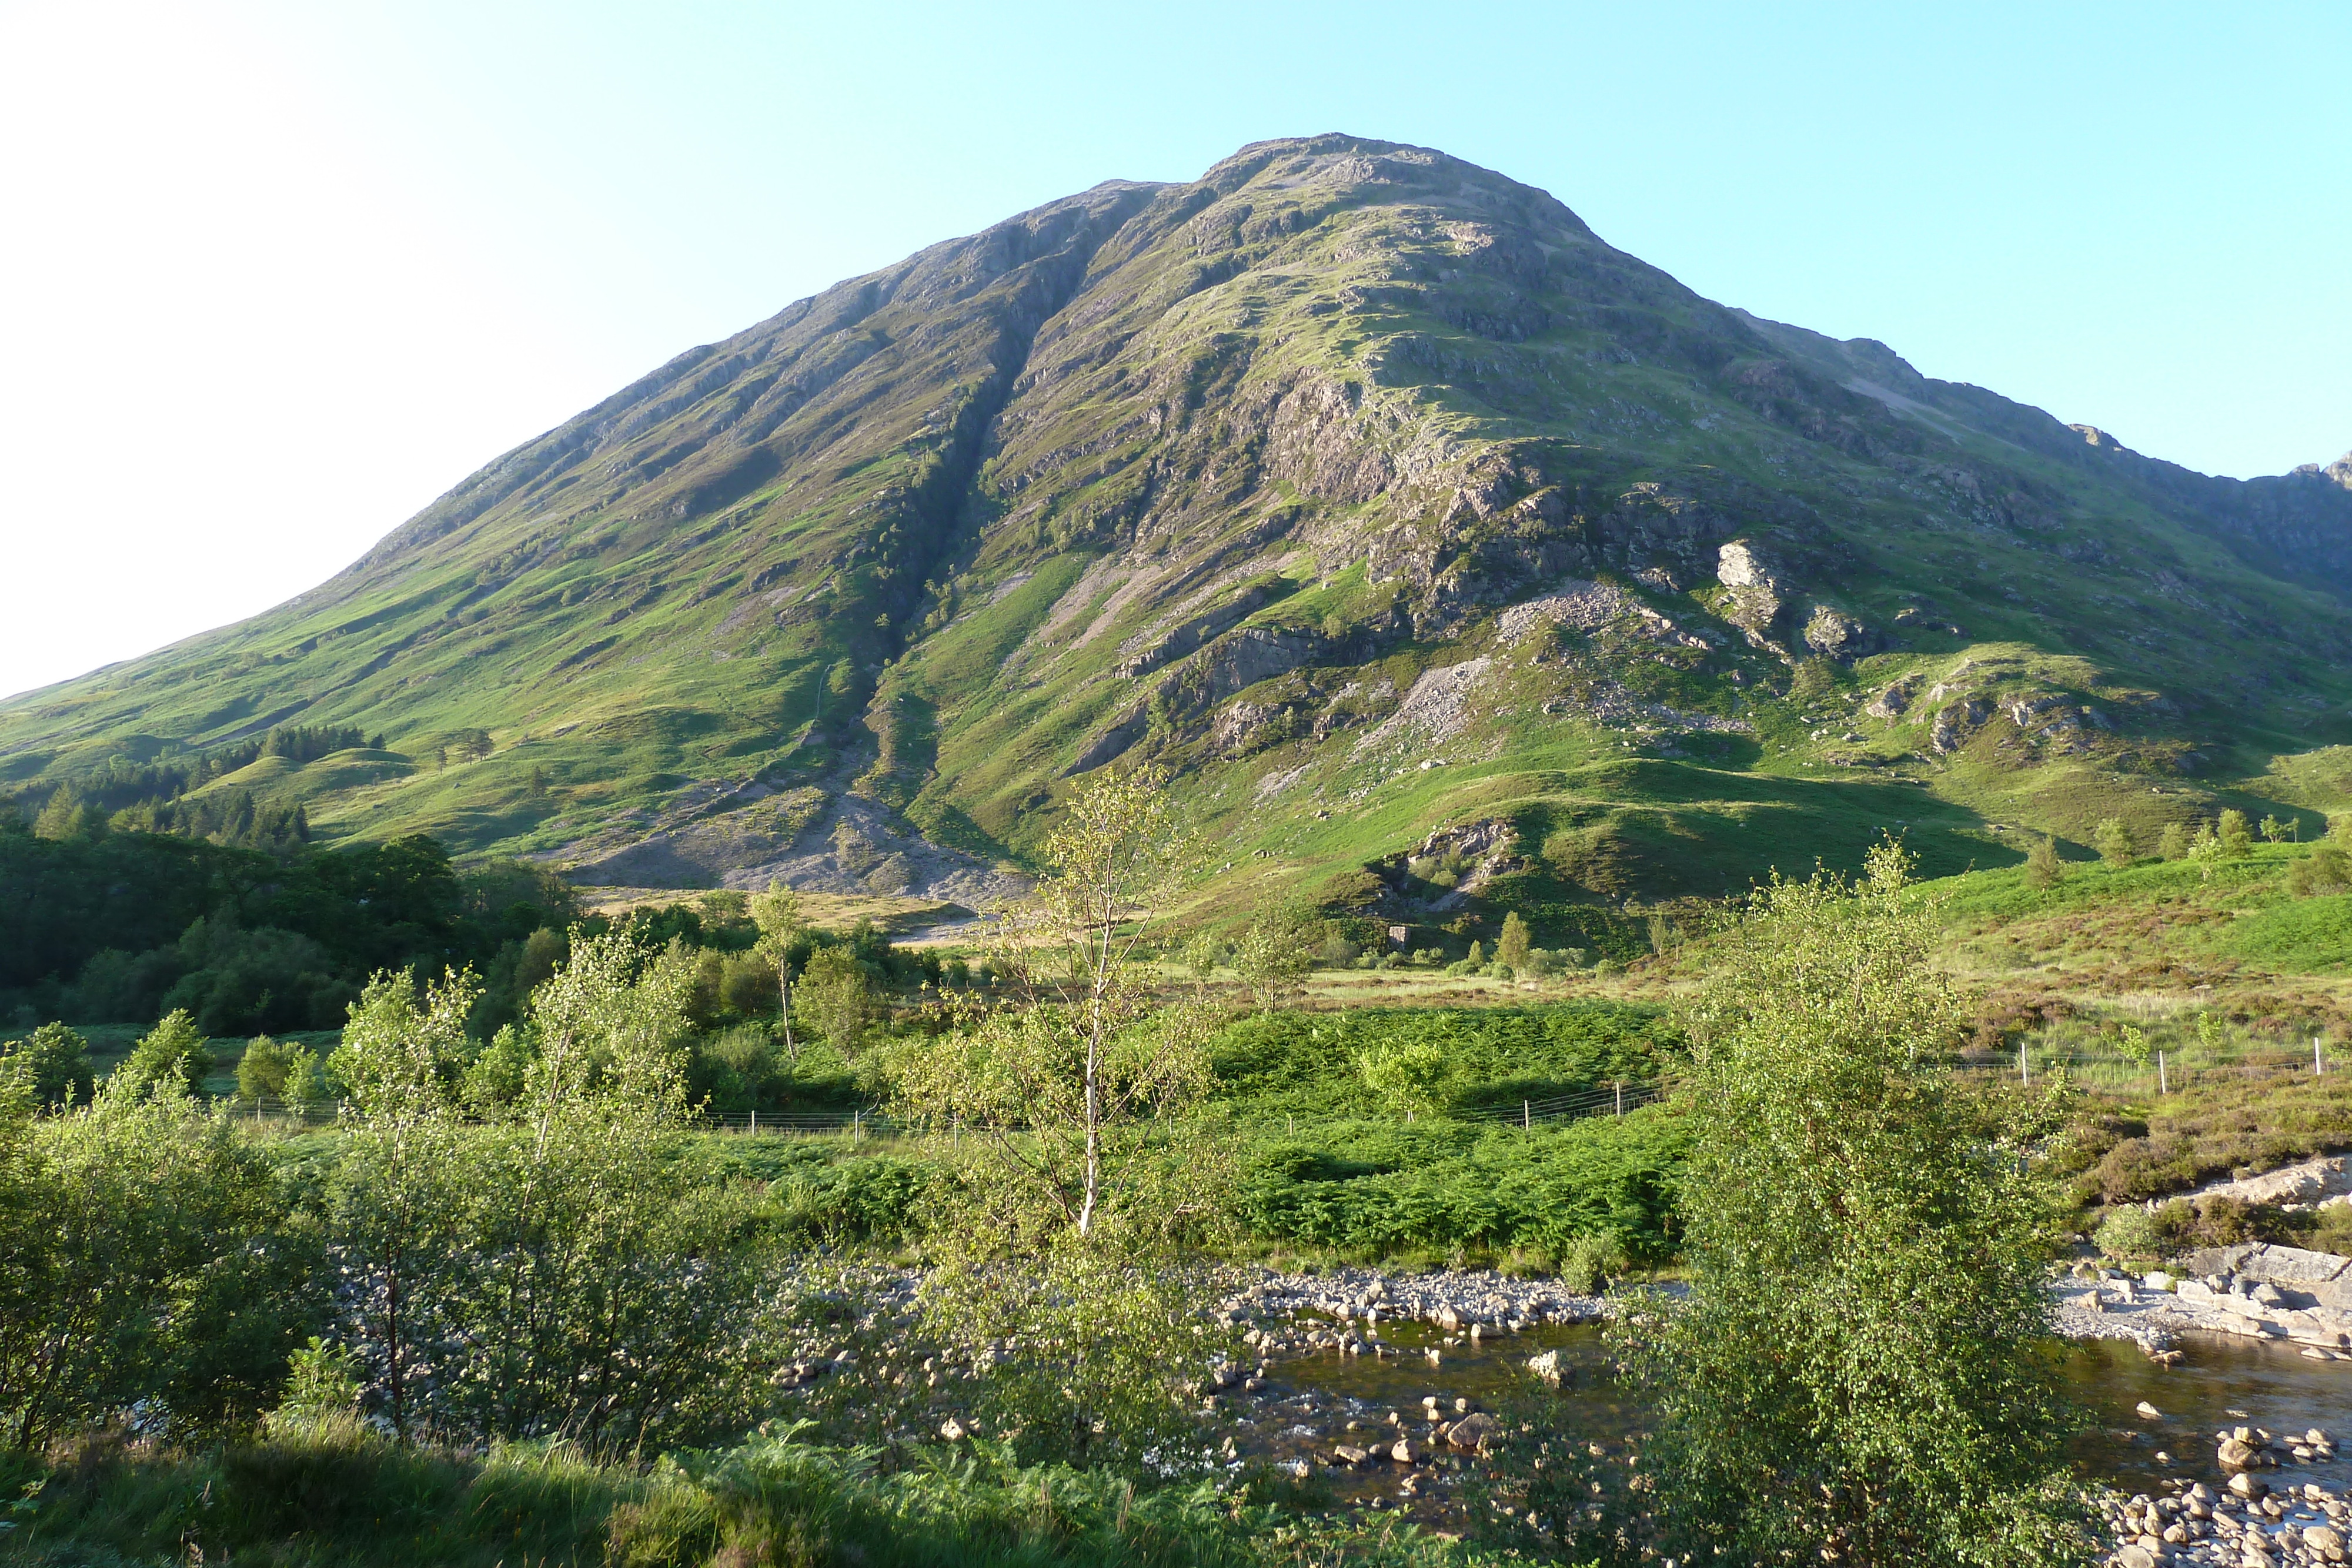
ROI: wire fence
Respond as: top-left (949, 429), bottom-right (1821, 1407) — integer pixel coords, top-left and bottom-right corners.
top-left (1453, 1078), bottom-right (1668, 1127)
top-left (1958, 1038), bottom-right (2338, 1096)
top-left (199, 1096), bottom-right (895, 1137)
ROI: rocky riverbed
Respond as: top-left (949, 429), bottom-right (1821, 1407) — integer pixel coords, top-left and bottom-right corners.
top-left (2057, 1245), bottom-right (2352, 1361)
top-left (770, 1257), bottom-right (2352, 1554)
top-left (2100, 1423), bottom-right (2347, 1567)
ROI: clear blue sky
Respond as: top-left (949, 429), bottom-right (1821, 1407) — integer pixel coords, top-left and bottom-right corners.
top-left (2, 1), bottom-right (2346, 700)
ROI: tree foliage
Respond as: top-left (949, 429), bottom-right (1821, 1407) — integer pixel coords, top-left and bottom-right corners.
top-left (1234, 898), bottom-right (1315, 1012)
top-left (896, 765), bottom-right (1230, 1467)
top-left (1618, 840), bottom-right (2088, 1566)
top-left (0, 1021), bottom-right (94, 1107)
top-left (325, 940), bottom-right (761, 1450)
top-left (0, 1072), bottom-right (313, 1448)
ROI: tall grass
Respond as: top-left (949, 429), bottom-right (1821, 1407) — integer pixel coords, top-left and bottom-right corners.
top-left (4, 1426), bottom-right (1496, 1567)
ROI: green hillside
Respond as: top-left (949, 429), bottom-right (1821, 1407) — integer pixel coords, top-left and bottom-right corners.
top-left (5, 134), bottom-right (2350, 949)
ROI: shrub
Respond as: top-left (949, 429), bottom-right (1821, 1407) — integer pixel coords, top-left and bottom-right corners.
top-left (1558, 1231), bottom-right (1629, 1294)
top-left (235, 1034), bottom-right (292, 1101)
top-left (2093, 818), bottom-right (2134, 866)
top-left (2218, 808), bottom-right (2254, 858)
top-left (119, 1009), bottom-right (214, 1092)
top-left (2093, 1205), bottom-right (2163, 1261)
top-left (2287, 845), bottom-right (2352, 898)
top-left (0, 1021), bottom-right (94, 1107)
top-left (2159, 823), bottom-right (2190, 861)
top-left (2024, 835), bottom-right (2063, 889)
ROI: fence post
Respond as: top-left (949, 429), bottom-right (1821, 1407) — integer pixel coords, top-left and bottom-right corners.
top-left (1614, 1081), bottom-right (1623, 1117)
top-left (1523, 1099), bottom-right (1531, 1132)
top-left (853, 1109), bottom-right (862, 1142)
top-left (2158, 1050), bottom-right (2167, 1096)
top-left (2019, 1044), bottom-right (2029, 1086)
top-left (750, 1108), bottom-right (757, 1136)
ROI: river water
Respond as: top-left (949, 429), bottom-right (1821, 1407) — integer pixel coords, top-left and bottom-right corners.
top-left (1228, 1314), bottom-right (2352, 1510)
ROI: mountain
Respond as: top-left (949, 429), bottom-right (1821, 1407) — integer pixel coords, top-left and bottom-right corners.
top-left (7, 135), bottom-right (2350, 947)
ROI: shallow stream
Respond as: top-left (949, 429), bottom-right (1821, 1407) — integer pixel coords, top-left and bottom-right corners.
top-left (1227, 1315), bottom-right (2352, 1516)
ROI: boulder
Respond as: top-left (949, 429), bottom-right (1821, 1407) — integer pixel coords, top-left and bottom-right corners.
top-left (1863, 676), bottom-right (1920, 719)
top-left (1802, 604), bottom-right (1877, 659)
top-left (1390, 1438), bottom-right (1418, 1464)
top-left (1332, 1443), bottom-right (1369, 1466)
top-left (1525, 1349), bottom-right (1562, 1383)
top-left (1447, 1412), bottom-right (1502, 1451)
top-left (939, 1417), bottom-right (967, 1442)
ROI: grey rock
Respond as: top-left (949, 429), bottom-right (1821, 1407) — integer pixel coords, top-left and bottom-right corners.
top-left (1801, 604), bottom-right (1877, 659)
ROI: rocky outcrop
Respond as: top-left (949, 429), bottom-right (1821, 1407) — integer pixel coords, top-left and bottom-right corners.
top-left (1801, 604), bottom-right (1877, 659)
top-left (2179, 1156), bottom-right (2352, 1211)
top-left (1715, 537), bottom-right (1795, 650)
top-left (1865, 674), bottom-right (1922, 718)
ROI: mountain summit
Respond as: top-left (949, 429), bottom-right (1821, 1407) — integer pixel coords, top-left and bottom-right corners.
top-left (8, 135), bottom-right (2350, 938)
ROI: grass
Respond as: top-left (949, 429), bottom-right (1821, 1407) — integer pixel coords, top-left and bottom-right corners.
top-left (2, 1423), bottom-right (1502, 1568)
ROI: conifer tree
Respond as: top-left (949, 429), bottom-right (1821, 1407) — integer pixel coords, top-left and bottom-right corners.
top-left (1498, 910), bottom-right (1533, 969)
top-left (2024, 834), bottom-right (2063, 888)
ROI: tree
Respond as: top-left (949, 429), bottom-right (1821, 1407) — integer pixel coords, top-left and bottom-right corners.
top-left (2218, 808), bottom-right (2254, 858)
top-left (0, 1069), bottom-right (310, 1449)
top-left (2260, 814), bottom-right (2294, 844)
top-left (281, 1043), bottom-right (328, 1112)
top-left (1358, 1037), bottom-right (1448, 1119)
top-left (2024, 833), bottom-right (2063, 888)
top-left (1644, 908), bottom-right (1674, 959)
top-left (1235, 898), bottom-right (1315, 1010)
top-left (1180, 929), bottom-right (1228, 980)
top-left (1497, 910), bottom-right (1533, 970)
top-left (32, 788), bottom-right (93, 841)
top-left (0, 1022), bottom-right (95, 1108)
top-left (750, 881), bottom-right (806, 1062)
top-left (236, 1035), bottom-right (293, 1101)
top-left (793, 947), bottom-right (875, 1056)
top-left (323, 941), bottom-right (753, 1450)
top-left (2093, 817), bottom-right (2134, 866)
top-left (894, 765), bottom-right (1228, 1466)
top-left (435, 931), bottom-right (747, 1450)
top-left (2157, 822), bottom-right (2190, 861)
top-left (121, 1009), bottom-right (215, 1093)
top-left (325, 966), bottom-right (477, 1440)
top-left (1618, 840), bottom-right (2087, 1566)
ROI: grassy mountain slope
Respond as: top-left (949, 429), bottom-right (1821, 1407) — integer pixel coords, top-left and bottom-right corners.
top-left (5, 135), bottom-right (2350, 950)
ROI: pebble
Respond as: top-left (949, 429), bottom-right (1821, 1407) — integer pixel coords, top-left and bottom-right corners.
top-left (2099, 1449), bottom-right (2351, 1566)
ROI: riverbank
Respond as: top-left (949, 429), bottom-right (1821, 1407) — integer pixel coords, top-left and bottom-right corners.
top-left (2056, 1245), bottom-right (2352, 1362)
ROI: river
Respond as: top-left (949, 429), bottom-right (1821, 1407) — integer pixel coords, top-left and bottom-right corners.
top-left (1223, 1312), bottom-right (2352, 1516)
